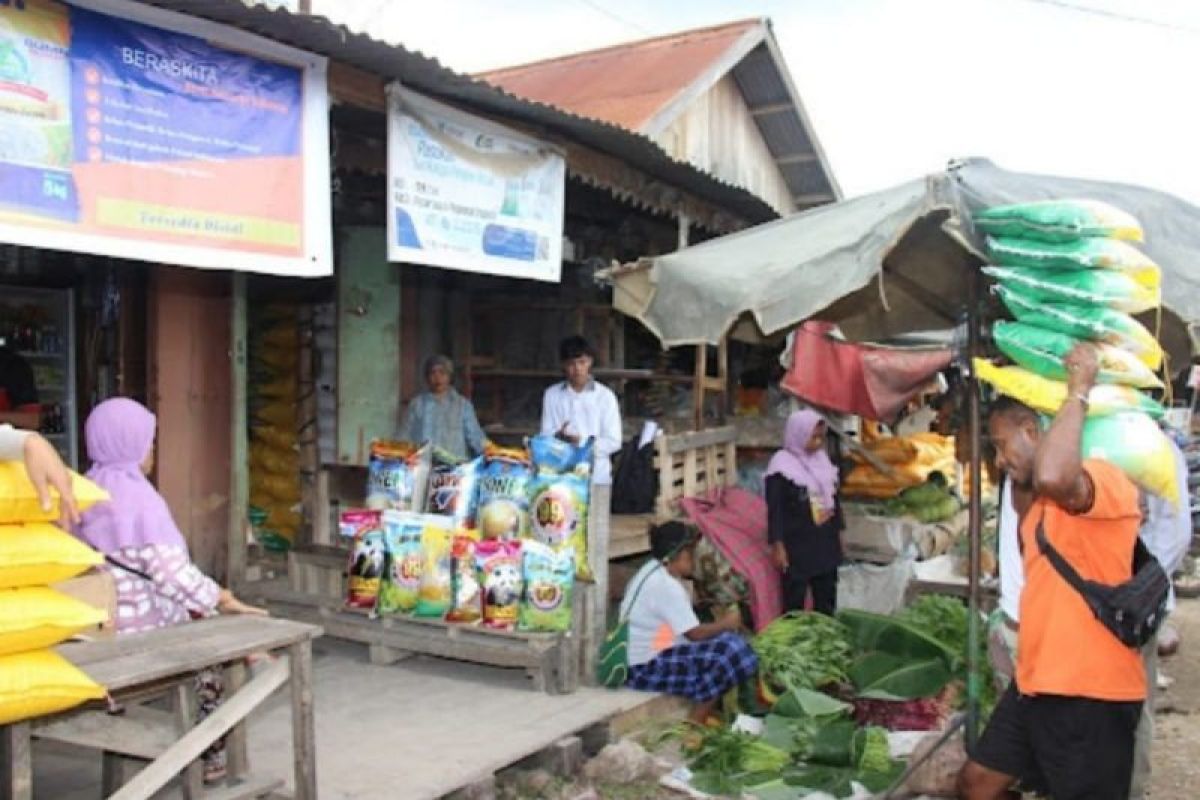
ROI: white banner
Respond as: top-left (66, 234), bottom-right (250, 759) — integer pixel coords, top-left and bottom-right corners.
top-left (386, 85), bottom-right (565, 282)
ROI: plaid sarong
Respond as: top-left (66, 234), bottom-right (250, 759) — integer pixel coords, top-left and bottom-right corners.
top-left (626, 632), bottom-right (758, 703)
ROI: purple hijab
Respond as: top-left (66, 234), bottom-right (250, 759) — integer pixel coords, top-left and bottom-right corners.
top-left (765, 409), bottom-right (838, 511)
top-left (76, 398), bottom-right (187, 554)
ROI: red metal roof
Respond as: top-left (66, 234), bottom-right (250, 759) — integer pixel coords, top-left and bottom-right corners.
top-left (478, 19), bottom-right (763, 132)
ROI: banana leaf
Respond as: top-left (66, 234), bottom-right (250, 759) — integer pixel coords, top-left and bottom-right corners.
top-left (772, 686), bottom-right (852, 719)
top-left (848, 652), bottom-right (953, 700)
top-left (837, 608), bottom-right (960, 668)
top-left (779, 761), bottom-right (905, 797)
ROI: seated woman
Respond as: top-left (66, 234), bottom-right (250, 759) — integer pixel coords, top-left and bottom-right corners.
top-left (622, 521), bottom-right (758, 723)
top-left (400, 355), bottom-right (486, 460)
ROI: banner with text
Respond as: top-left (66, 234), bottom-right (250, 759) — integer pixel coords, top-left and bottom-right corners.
top-left (0, 0), bottom-right (331, 276)
top-left (387, 85), bottom-right (564, 282)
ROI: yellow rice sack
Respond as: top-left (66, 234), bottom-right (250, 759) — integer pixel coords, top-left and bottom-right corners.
top-left (0, 463), bottom-right (108, 525)
top-left (0, 524), bottom-right (102, 589)
top-left (0, 587), bottom-right (108, 656)
top-left (974, 360), bottom-right (1164, 419)
top-left (0, 649), bottom-right (106, 724)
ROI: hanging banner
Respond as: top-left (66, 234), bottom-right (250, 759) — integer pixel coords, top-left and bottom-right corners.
top-left (387, 84), bottom-right (565, 283)
top-left (0, 0), bottom-right (331, 276)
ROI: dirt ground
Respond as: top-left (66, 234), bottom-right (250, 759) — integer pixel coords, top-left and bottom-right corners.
top-left (1148, 596), bottom-right (1200, 800)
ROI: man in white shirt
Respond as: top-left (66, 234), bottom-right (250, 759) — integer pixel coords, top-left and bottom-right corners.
top-left (540, 336), bottom-right (622, 487)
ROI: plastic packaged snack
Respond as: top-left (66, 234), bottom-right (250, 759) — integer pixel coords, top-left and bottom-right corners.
top-left (366, 441), bottom-right (431, 512)
top-left (414, 517), bottom-right (454, 618)
top-left (446, 536), bottom-right (483, 624)
top-left (476, 539), bottom-right (523, 630)
top-left (376, 511), bottom-right (425, 614)
top-left (345, 519), bottom-right (386, 611)
top-left (425, 453), bottom-right (481, 536)
top-left (476, 448), bottom-right (533, 540)
top-left (518, 541), bottom-right (575, 633)
top-left (527, 435), bottom-right (594, 580)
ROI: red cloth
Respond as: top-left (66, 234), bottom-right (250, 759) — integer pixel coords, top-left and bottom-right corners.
top-left (781, 321), bottom-right (953, 423)
top-left (680, 487), bottom-right (782, 632)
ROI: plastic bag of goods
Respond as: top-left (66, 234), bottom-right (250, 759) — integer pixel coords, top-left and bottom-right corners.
top-left (344, 512), bottom-right (386, 610)
top-left (973, 199), bottom-right (1144, 243)
top-left (996, 287), bottom-right (1162, 369)
top-left (1081, 412), bottom-right (1179, 506)
top-left (992, 321), bottom-right (1162, 389)
top-left (983, 266), bottom-right (1159, 315)
top-left (527, 435), bottom-right (593, 580)
top-left (425, 452), bottom-right (481, 536)
top-left (376, 511), bottom-right (425, 615)
top-left (476, 539), bottom-right (523, 630)
top-left (414, 516), bottom-right (454, 618)
top-left (366, 441), bottom-right (431, 512)
top-left (518, 541), bottom-right (575, 633)
top-left (446, 537), bottom-right (483, 624)
top-left (974, 359), bottom-right (1164, 419)
top-left (475, 445), bottom-right (533, 540)
top-left (985, 235), bottom-right (1158, 273)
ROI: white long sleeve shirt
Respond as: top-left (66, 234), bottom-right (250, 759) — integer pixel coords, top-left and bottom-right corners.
top-left (1141, 439), bottom-right (1191, 611)
top-left (0, 424), bottom-right (29, 462)
top-left (997, 477), bottom-right (1025, 622)
top-left (540, 380), bottom-right (622, 485)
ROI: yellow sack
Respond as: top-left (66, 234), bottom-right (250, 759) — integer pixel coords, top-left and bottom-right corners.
top-left (0, 649), bottom-right (106, 725)
top-left (254, 401), bottom-right (296, 429)
top-left (249, 444), bottom-right (300, 477)
top-left (250, 473), bottom-right (301, 504)
top-left (851, 437), bottom-right (919, 465)
top-left (0, 524), bottom-right (102, 589)
top-left (974, 360), bottom-right (1165, 419)
top-left (0, 587), bottom-right (108, 656)
top-left (0, 464), bottom-right (108, 525)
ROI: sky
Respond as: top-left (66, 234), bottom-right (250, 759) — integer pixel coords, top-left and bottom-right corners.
top-left (308, 0), bottom-right (1200, 205)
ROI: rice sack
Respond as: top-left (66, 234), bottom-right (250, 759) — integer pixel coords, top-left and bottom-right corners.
top-left (527, 435), bottom-right (594, 581)
top-left (983, 266), bottom-right (1159, 315)
top-left (996, 287), bottom-right (1163, 370)
top-left (366, 441), bottom-right (431, 512)
top-left (425, 453), bottom-right (481, 536)
top-left (476, 539), bottom-right (523, 630)
top-left (973, 199), bottom-right (1144, 243)
top-left (376, 511), bottom-right (425, 615)
top-left (519, 541), bottom-right (575, 633)
top-left (446, 536), bottom-right (483, 624)
top-left (974, 359), bottom-right (1164, 420)
top-left (992, 321), bottom-right (1162, 390)
top-left (985, 235), bottom-right (1159, 274)
top-left (476, 447), bottom-right (533, 540)
top-left (1081, 412), bottom-right (1178, 506)
top-left (345, 517), bottom-right (386, 611)
top-left (414, 516), bottom-right (454, 618)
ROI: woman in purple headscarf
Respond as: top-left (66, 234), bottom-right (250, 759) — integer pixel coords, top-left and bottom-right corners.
top-left (77, 398), bottom-right (263, 782)
top-left (765, 408), bottom-right (844, 615)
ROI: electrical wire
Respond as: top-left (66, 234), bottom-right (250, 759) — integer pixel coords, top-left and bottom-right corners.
top-left (1012, 0), bottom-right (1200, 36)
top-left (568, 0), bottom-right (652, 35)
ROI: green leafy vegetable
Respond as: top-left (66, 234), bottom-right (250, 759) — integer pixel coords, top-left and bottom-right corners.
top-left (897, 595), bottom-right (998, 717)
top-left (847, 652), bottom-right (953, 700)
top-left (686, 726), bottom-right (790, 795)
top-left (752, 612), bottom-right (853, 692)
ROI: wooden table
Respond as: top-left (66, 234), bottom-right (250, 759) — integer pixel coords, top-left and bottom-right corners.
top-left (0, 616), bottom-right (322, 800)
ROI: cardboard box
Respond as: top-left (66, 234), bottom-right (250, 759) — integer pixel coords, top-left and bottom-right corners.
top-left (53, 570), bottom-right (117, 640)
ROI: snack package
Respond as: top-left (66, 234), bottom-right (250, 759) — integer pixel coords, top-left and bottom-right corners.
top-left (973, 359), bottom-right (1164, 420)
top-left (476, 447), bottom-right (533, 540)
top-left (414, 516), bottom-right (454, 618)
top-left (518, 541), bottom-right (575, 633)
top-left (476, 539), bottom-right (523, 630)
top-left (425, 453), bottom-right (481, 536)
top-left (376, 511), bottom-right (426, 615)
top-left (366, 441), bottom-right (431, 512)
top-left (344, 518), bottom-right (386, 611)
top-left (338, 509), bottom-right (381, 540)
top-left (973, 199), bottom-right (1144, 243)
top-left (985, 235), bottom-right (1159, 274)
top-left (446, 536), bottom-right (482, 624)
top-left (992, 321), bottom-right (1163, 390)
top-left (996, 287), bottom-right (1163, 370)
top-left (982, 266), bottom-right (1159, 315)
top-left (527, 435), bottom-right (594, 581)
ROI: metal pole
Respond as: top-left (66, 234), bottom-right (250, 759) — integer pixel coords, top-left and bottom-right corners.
top-left (965, 261), bottom-right (984, 748)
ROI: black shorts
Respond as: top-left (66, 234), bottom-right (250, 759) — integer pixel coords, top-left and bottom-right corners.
top-left (971, 684), bottom-right (1142, 800)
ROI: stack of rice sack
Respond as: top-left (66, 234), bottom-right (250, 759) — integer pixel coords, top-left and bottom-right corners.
top-left (0, 463), bottom-right (109, 723)
top-left (843, 426), bottom-right (957, 500)
top-left (248, 304), bottom-right (302, 551)
top-left (342, 436), bottom-right (593, 633)
top-left (975, 199), bottom-right (1178, 505)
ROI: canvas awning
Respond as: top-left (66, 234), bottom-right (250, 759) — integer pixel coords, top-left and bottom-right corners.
top-left (609, 159), bottom-right (1200, 365)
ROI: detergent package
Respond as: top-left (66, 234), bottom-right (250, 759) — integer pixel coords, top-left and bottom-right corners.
top-left (425, 453), bottom-right (481, 536)
top-left (376, 511), bottom-right (425, 615)
top-left (1081, 412), bottom-right (1178, 506)
top-left (992, 321), bottom-right (1162, 390)
top-left (366, 441), bottom-right (431, 512)
top-left (974, 359), bottom-right (1163, 420)
top-left (527, 435), bottom-right (594, 581)
top-left (974, 199), bottom-right (1144, 243)
top-left (414, 517), bottom-right (454, 618)
top-left (476, 447), bottom-right (533, 540)
top-left (446, 537), bottom-right (483, 624)
top-left (996, 287), bottom-right (1163, 370)
top-left (476, 540), bottom-right (523, 630)
top-left (985, 235), bottom-right (1158, 274)
top-left (518, 541), bottom-right (575, 633)
top-left (345, 519), bottom-right (386, 611)
top-left (983, 266), bottom-right (1159, 315)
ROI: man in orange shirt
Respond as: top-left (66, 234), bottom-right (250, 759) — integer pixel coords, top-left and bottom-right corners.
top-left (959, 344), bottom-right (1145, 800)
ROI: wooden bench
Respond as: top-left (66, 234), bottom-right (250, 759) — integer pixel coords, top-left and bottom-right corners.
top-left (1, 616), bottom-right (322, 800)
top-left (608, 426), bottom-right (738, 559)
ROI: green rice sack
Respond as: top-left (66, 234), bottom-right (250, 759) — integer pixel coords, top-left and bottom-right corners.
top-left (974, 199), bottom-right (1143, 243)
top-left (518, 541), bottom-right (575, 633)
top-left (974, 359), bottom-right (1164, 419)
top-left (992, 321), bottom-right (1163, 390)
top-left (1081, 412), bottom-right (1178, 506)
top-left (985, 235), bottom-right (1158, 273)
top-left (996, 287), bottom-right (1163, 370)
top-left (983, 266), bottom-right (1159, 314)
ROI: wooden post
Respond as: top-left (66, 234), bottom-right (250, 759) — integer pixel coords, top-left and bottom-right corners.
top-left (693, 345), bottom-right (707, 429)
top-left (225, 661), bottom-right (250, 780)
top-left (229, 273), bottom-right (248, 590)
top-left (717, 337), bottom-right (729, 424)
top-left (677, 211), bottom-right (690, 251)
top-left (298, 305), bottom-right (320, 548)
top-left (290, 640), bottom-right (318, 800)
top-left (172, 683), bottom-right (203, 800)
top-left (0, 723), bottom-right (31, 800)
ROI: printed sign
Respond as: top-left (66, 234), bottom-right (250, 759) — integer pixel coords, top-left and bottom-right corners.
top-left (387, 84), bottom-right (564, 282)
top-left (0, 0), bottom-right (331, 276)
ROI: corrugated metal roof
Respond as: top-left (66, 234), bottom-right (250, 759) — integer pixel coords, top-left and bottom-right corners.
top-left (476, 19), bottom-right (840, 208)
top-left (135, 0), bottom-right (779, 226)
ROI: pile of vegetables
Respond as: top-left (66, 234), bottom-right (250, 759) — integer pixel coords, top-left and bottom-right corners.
top-left (882, 478), bottom-right (961, 523)
top-left (752, 611), bottom-right (852, 694)
top-left (898, 595), bottom-right (997, 718)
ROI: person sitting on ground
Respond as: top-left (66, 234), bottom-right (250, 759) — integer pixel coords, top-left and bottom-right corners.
top-left (0, 424), bottom-right (79, 524)
top-left (621, 520), bottom-right (758, 723)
